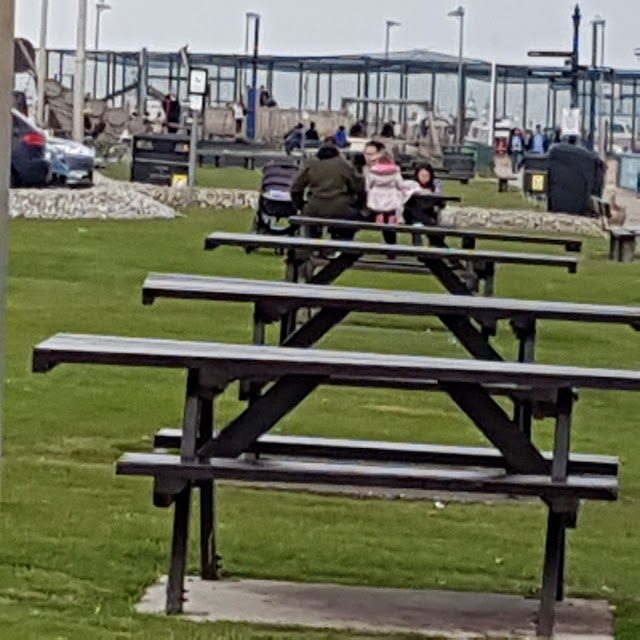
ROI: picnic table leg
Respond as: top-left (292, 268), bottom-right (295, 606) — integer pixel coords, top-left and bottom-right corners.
top-left (482, 262), bottom-right (496, 298)
top-left (513, 319), bottom-right (537, 440)
top-left (538, 388), bottom-right (574, 633)
top-left (166, 484), bottom-right (192, 614)
top-left (461, 237), bottom-right (476, 251)
top-left (199, 396), bottom-right (222, 580)
top-left (240, 307), bottom-right (268, 402)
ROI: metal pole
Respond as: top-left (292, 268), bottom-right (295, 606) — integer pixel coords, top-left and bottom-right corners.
top-left (247, 14), bottom-right (260, 140)
top-left (383, 22), bottom-right (397, 121)
top-left (0, 0), bottom-right (15, 474)
top-left (36, 0), bottom-right (49, 127)
top-left (570, 4), bottom-right (581, 109)
top-left (588, 19), bottom-right (600, 150)
top-left (72, 0), bottom-right (88, 142)
top-left (449, 7), bottom-right (465, 144)
top-left (488, 61), bottom-right (497, 144)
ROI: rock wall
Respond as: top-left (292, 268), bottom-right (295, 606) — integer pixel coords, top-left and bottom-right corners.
top-left (9, 175), bottom-right (607, 237)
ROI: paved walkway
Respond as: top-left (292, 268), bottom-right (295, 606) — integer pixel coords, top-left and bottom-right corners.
top-left (137, 577), bottom-right (613, 639)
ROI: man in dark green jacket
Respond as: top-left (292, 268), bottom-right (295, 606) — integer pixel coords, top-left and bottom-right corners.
top-left (290, 138), bottom-right (365, 230)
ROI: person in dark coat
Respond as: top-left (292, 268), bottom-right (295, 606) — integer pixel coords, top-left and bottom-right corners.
top-left (163, 93), bottom-right (181, 133)
top-left (305, 121), bottom-right (320, 141)
top-left (290, 137), bottom-right (365, 239)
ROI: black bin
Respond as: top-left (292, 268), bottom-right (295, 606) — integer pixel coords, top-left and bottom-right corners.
top-left (442, 149), bottom-right (476, 183)
top-left (547, 143), bottom-right (605, 215)
top-left (522, 153), bottom-right (550, 196)
top-left (131, 134), bottom-right (191, 186)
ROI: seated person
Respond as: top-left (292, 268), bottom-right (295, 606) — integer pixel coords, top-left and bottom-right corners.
top-left (305, 121), bottom-right (320, 142)
top-left (290, 136), bottom-right (365, 240)
top-left (284, 123), bottom-right (305, 154)
top-left (349, 120), bottom-right (367, 138)
top-left (333, 125), bottom-right (349, 148)
top-left (380, 122), bottom-right (395, 138)
top-left (402, 163), bottom-right (447, 247)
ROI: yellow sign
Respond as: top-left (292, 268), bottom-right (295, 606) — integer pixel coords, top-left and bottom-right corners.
top-left (531, 174), bottom-right (546, 192)
top-left (171, 174), bottom-right (188, 188)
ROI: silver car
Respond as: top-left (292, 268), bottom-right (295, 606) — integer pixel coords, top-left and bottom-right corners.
top-left (46, 137), bottom-right (95, 187)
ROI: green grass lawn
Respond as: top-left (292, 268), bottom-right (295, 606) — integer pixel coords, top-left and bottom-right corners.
top-left (3, 209), bottom-right (640, 639)
top-left (100, 162), bottom-right (534, 210)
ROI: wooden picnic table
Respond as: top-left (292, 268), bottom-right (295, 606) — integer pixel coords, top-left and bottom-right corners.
top-left (33, 331), bottom-right (634, 635)
top-left (143, 272), bottom-right (640, 431)
top-left (204, 232), bottom-right (579, 300)
top-left (289, 216), bottom-right (583, 253)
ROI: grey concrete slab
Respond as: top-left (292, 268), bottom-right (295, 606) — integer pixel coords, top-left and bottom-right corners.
top-left (137, 577), bottom-right (613, 639)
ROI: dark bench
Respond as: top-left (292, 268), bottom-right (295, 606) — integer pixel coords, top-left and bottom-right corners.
top-left (204, 232), bottom-right (579, 299)
top-left (33, 332), bottom-right (634, 636)
top-left (289, 216), bottom-right (583, 253)
top-left (118, 453), bottom-right (617, 501)
top-left (153, 430), bottom-right (619, 476)
top-left (609, 227), bottom-right (640, 263)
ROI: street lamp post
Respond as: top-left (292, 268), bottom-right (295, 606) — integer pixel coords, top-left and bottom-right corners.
top-left (93, 1), bottom-right (111, 100)
top-left (72, 0), bottom-right (88, 142)
top-left (245, 12), bottom-right (261, 140)
top-left (36, 0), bottom-right (49, 127)
top-left (383, 20), bottom-right (400, 122)
top-left (448, 6), bottom-right (465, 145)
top-left (589, 15), bottom-right (605, 151)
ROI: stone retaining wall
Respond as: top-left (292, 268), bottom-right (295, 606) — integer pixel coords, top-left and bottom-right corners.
top-left (9, 176), bottom-right (607, 237)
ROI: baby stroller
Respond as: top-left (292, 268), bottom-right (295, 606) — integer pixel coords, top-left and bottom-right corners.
top-left (251, 161), bottom-right (299, 238)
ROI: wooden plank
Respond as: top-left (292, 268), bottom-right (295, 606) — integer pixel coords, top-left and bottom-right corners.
top-left (142, 274), bottom-right (640, 329)
top-left (32, 333), bottom-right (640, 391)
top-left (116, 453), bottom-right (618, 501)
top-left (290, 217), bottom-right (582, 252)
top-left (204, 233), bottom-right (579, 272)
top-left (153, 430), bottom-right (619, 476)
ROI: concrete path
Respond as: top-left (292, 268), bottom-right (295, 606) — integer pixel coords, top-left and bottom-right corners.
top-left (137, 577), bottom-right (613, 639)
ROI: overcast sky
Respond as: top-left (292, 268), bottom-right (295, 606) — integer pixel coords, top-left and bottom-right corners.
top-left (14, 0), bottom-right (640, 69)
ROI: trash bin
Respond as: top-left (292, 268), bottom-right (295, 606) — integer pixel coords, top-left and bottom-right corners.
top-left (443, 149), bottom-right (476, 183)
top-left (131, 133), bottom-right (191, 186)
top-left (547, 143), bottom-right (605, 215)
top-left (522, 153), bottom-right (550, 197)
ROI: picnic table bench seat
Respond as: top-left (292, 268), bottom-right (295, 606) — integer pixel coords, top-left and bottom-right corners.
top-left (609, 226), bottom-right (640, 263)
top-left (289, 216), bottom-right (583, 253)
top-left (153, 430), bottom-right (619, 477)
top-left (204, 233), bottom-right (579, 272)
top-left (142, 274), bottom-right (640, 329)
top-left (117, 452), bottom-right (618, 502)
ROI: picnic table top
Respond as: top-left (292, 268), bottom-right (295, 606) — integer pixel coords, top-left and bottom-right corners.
top-left (32, 333), bottom-right (640, 391)
top-left (290, 217), bottom-right (581, 250)
top-left (142, 274), bottom-right (640, 329)
top-left (205, 232), bottom-right (579, 271)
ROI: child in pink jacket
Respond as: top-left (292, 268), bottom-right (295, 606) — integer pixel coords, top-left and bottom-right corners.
top-left (364, 151), bottom-right (406, 244)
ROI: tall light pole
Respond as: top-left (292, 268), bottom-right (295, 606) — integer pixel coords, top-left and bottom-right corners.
top-left (589, 15), bottom-right (605, 151)
top-left (93, 1), bottom-right (111, 99)
top-left (0, 0), bottom-right (16, 474)
top-left (383, 20), bottom-right (400, 122)
top-left (72, 0), bottom-right (88, 142)
top-left (448, 6), bottom-right (465, 144)
top-left (245, 12), bottom-right (260, 140)
top-left (36, 0), bottom-right (49, 127)
top-left (242, 12), bottom-right (259, 104)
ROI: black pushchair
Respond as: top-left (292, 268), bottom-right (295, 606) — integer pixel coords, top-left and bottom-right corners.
top-left (251, 161), bottom-right (299, 237)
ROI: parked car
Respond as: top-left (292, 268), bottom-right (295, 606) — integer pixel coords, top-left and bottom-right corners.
top-left (47, 137), bottom-right (95, 187)
top-left (11, 108), bottom-right (50, 188)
